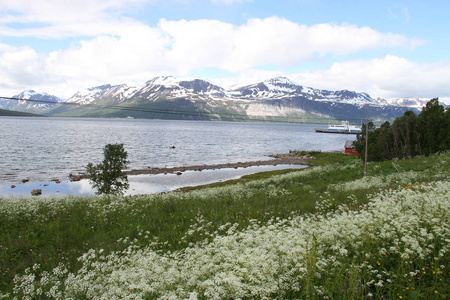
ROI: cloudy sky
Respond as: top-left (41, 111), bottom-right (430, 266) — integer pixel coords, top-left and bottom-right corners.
top-left (1, 0), bottom-right (449, 103)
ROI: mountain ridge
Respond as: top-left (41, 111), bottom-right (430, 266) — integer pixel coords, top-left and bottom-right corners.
top-left (0, 90), bottom-right (63, 113)
top-left (1, 77), bottom-right (433, 122)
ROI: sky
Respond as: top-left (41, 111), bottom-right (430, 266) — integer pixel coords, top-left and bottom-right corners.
top-left (1, 0), bottom-right (450, 103)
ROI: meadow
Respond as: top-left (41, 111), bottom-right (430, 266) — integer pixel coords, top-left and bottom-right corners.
top-left (1, 152), bottom-right (449, 299)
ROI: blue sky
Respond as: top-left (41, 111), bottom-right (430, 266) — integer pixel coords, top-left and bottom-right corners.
top-left (1, 0), bottom-right (449, 103)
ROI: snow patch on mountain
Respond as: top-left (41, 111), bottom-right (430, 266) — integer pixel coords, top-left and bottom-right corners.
top-left (102, 85), bottom-right (139, 103)
top-left (65, 84), bottom-right (112, 105)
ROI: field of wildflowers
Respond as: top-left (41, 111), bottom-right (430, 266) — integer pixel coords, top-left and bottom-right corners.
top-left (1, 152), bottom-right (449, 299)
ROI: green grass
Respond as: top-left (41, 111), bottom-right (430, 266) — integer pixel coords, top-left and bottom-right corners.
top-left (1, 152), bottom-right (449, 299)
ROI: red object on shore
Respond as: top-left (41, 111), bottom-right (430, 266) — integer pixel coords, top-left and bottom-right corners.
top-left (344, 140), bottom-right (359, 155)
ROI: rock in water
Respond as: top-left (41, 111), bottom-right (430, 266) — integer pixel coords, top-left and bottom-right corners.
top-left (69, 174), bottom-right (81, 181)
top-left (31, 189), bottom-right (42, 196)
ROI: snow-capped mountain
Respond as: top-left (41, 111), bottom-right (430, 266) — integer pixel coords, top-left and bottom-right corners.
top-left (373, 97), bottom-right (430, 109)
top-left (48, 76), bottom-right (425, 122)
top-left (0, 90), bottom-right (63, 113)
top-left (231, 77), bottom-right (374, 105)
top-left (6, 76), bottom-right (435, 122)
top-left (62, 76), bottom-right (376, 106)
top-left (129, 76), bottom-right (228, 101)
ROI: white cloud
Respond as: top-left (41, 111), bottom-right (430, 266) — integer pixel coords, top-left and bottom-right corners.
top-left (158, 19), bottom-right (235, 74)
top-left (0, 11), bottom-right (430, 99)
top-left (159, 17), bottom-right (421, 73)
top-left (46, 25), bottom-right (170, 80)
top-left (0, 45), bottom-right (45, 86)
top-left (290, 55), bottom-right (450, 100)
top-left (0, 0), bottom-right (148, 39)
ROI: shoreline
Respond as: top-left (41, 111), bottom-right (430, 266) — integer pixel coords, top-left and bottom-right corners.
top-left (124, 154), bottom-right (312, 177)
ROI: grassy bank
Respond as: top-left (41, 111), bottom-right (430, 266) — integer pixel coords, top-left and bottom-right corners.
top-left (1, 152), bottom-right (449, 299)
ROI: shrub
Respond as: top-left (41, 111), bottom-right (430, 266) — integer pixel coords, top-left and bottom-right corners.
top-left (86, 143), bottom-right (129, 195)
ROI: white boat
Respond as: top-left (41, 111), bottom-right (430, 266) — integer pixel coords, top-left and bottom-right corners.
top-left (315, 121), bottom-right (362, 134)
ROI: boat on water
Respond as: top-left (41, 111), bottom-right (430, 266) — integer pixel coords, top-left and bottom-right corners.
top-left (315, 121), bottom-right (362, 134)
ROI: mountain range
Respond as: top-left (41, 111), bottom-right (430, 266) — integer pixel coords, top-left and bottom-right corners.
top-left (1, 77), bottom-right (431, 123)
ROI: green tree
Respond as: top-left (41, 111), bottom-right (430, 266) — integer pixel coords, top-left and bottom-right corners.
top-left (418, 98), bottom-right (445, 155)
top-left (392, 110), bottom-right (420, 158)
top-left (86, 143), bottom-right (130, 195)
top-left (377, 121), bottom-right (394, 160)
top-left (442, 107), bottom-right (450, 150)
top-left (353, 121), bottom-right (381, 161)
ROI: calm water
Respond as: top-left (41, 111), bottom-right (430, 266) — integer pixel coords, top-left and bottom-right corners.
top-left (0, 117), bottom-right (355, 194)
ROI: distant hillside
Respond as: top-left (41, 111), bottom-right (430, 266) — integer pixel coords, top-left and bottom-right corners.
top-left (0, 108), bottom-right (42, 117)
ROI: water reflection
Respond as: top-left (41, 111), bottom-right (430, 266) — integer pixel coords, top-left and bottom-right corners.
top-left (1, 165), bottom-right (306, 198)
top-left (0, 180), bottom-right (95, 198)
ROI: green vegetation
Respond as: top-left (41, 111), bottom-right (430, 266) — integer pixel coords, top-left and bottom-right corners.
top-left (86, 143), bottom-right (130, 195)
top-left (354, 98), bottom-right (450, 161)
top-left (1, 152), bottom-right (449, 299)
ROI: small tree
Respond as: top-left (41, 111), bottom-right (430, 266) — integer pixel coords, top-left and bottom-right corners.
top-left (86, 143), bottom-right (130, 195)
